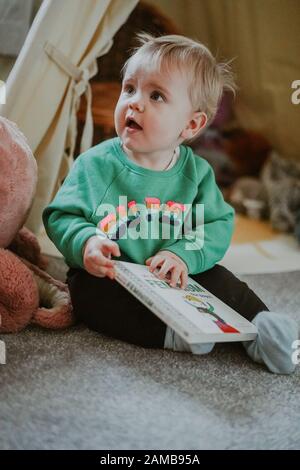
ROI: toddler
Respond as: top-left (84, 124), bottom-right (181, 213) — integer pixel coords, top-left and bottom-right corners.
top-left (43, 33), bottom-right (298, 374)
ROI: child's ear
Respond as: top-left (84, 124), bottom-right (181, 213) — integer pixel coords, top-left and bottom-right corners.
top-left (181, 112), bottom-right (207, 140)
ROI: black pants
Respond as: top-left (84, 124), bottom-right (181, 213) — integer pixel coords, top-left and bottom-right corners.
top-left (67, 264), bottom-right (269, 349)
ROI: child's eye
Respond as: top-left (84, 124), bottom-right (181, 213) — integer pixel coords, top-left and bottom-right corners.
top-left (151, 91), bottom-right (164, 102)
top-left (123, 85), bottom-right (135, 94)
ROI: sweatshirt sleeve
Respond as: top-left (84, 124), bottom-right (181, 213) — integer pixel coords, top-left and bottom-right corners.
top-left (164, 163), bottom-right (235, 275)
top-left (42, 154), bottom-right (107, 269)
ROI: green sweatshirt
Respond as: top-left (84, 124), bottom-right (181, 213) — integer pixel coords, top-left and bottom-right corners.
top-left (43, 137), bottom-right (234, 274)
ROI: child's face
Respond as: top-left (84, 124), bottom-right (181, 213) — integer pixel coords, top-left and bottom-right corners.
top-left (114, 58), bottom-right (199, 154)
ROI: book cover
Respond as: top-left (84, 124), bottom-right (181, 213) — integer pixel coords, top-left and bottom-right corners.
top-left (114, 261), bottom-right (257, 345)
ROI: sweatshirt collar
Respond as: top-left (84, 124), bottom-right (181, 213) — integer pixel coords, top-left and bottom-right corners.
top-left (113, 137), bottom-right (187, 177)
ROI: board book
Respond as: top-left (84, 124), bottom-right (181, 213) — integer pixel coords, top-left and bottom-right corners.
top-left (114, 261), bottom-right (257, 345)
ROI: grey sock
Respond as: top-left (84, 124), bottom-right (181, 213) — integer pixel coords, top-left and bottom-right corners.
top-left (164, 326), bottom-right (215, 355)
top-left (243, 311), bottom-right (299, 374)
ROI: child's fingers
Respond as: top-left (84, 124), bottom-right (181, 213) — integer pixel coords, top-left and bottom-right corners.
top-left (180, 269), bottom-right (188, 290)
top-left (169, 266), bottom-right (182, 288)
top-left (101, 240), bottom-right (120, 259)
top-left (148, 258), bottom-right (158, 272)
top-left (148, 255), bottom-right (166, 273)
top-left (149, 255), bottom-right (166, 271)
top-left (105, 268), bottom-right (116, 280)
top-left (94, 251), bottom-right (115, 268)
top-left (85, 250), bottom-right (115, 273)
top-left (96, 266), bottom-right (116, 279)
top-left (147, 255), bottom-right (187, 288)
top-left (156, 260), bottom-right (174, 280)
top-left (98, 242), bottom-right (120, 265)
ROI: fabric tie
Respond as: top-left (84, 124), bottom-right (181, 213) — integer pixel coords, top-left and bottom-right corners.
top-left (44, 39), bottom-right (113, 165)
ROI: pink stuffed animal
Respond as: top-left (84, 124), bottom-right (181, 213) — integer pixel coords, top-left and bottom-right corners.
top-left (0, 116), bottom-right (73, 333)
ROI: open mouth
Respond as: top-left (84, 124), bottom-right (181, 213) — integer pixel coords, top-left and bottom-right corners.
top-left (125, 117), bottom-right (143, 130)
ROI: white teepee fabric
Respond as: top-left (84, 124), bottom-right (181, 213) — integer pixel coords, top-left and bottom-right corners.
top-left (0, 0), bottom-right (138, 234)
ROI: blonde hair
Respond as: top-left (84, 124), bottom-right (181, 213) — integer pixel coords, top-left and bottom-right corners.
top-left (121, 32), bottom-right (236, 134)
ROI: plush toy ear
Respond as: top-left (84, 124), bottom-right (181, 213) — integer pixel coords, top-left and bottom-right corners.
top-left (9, 227), bottom-right (48, 270)
top-left (21, 258), bottom-right (74, 329)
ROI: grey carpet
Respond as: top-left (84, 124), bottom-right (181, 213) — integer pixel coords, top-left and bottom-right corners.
top-left (1, 257), bottom-right (299, 450)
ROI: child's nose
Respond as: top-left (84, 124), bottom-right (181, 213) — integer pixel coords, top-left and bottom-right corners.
top-left (129, 97), bottom-right (145, 112)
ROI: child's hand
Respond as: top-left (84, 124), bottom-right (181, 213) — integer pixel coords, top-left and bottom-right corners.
top-left (145, 250), bottom-right (188, 289)
top-left (83, 235), bottom-right (120, 280)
